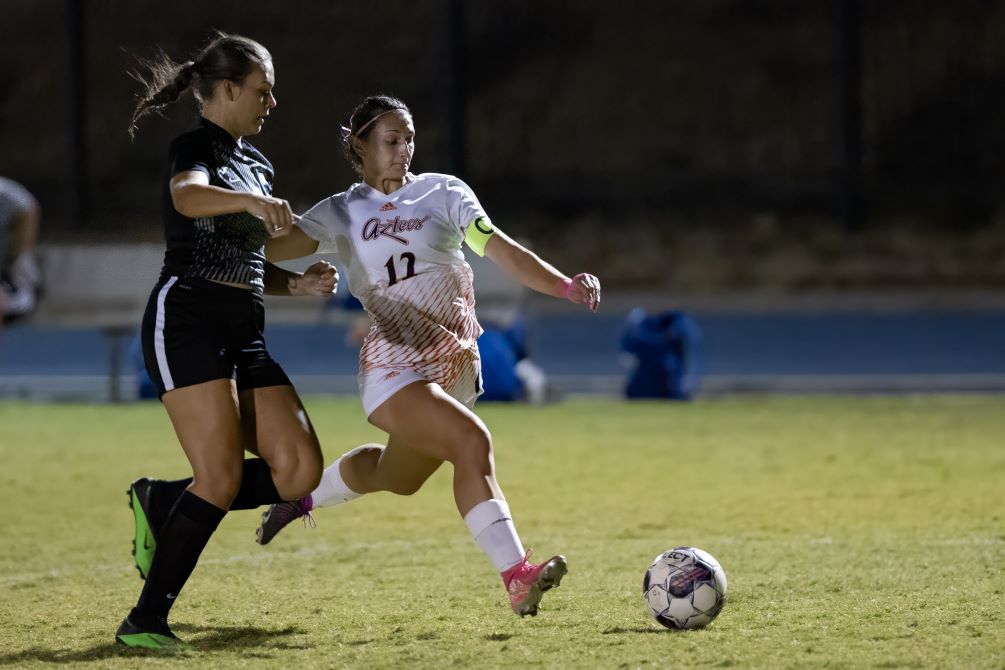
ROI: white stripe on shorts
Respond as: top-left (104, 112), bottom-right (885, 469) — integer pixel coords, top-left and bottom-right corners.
top-left (154, 277), bottom-right (178, 391)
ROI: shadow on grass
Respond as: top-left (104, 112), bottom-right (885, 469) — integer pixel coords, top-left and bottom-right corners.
top-left (0, 624), bottom-right (306, 665)
top-left (602, 626), bottom-right (673, 634)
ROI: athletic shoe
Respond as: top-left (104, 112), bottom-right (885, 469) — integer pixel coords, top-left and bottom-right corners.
top-left (256, 496), bottom-right (314, 545)
top-left (502, 550), bottom-right (568, 617)
top-left (0, 282), bottom-right (35, 318)
top-left (115, 612), bottom-right (188, 649)
top-left (128, 478), bottom-right (157, 580)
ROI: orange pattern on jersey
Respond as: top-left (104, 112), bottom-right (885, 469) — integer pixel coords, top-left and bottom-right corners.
top-left (358, 263), bottom-right (482, 391)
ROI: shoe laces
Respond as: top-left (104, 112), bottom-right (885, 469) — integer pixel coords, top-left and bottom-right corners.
top-left (301, 510), bottom-right (316, 529)
top-left (270, 498), bottom-right (315, 528)
top-left (299, 495), bottom-right (316, 529)
top-left (503, 550), bottom-right (535, 587)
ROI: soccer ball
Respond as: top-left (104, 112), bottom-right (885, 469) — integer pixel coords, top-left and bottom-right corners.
top-left (642, 546), bottom-right (727, 630)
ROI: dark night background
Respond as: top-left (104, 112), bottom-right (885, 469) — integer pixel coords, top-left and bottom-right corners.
top-left (4, 0), bottom-right (1005, 291)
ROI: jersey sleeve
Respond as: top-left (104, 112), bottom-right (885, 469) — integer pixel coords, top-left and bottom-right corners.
top-left (445, 177), bottom-right (495, 257)
top-left (463, 216), bottom-right (497, 257)
top-left (169, 134), bottom-right (213, 177)
top-left (295, 197), bottom-right (341, 257)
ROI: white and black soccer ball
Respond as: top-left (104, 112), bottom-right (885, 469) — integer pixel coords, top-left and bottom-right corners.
top-left (643, 546), bottom-right (727, 630)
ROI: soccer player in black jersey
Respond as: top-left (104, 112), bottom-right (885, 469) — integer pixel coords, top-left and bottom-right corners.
top-left (115, 33), bottom-right (335, 648)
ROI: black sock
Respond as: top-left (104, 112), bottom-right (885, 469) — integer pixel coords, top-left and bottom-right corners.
top-left (151, 459), bottom-right (282, 520)
top-left (150, 478), bottom-right (191, 533)
top-left (134, 490), bottom-right (226, 620)
top-left (229, 458), bottom-right (283, 510)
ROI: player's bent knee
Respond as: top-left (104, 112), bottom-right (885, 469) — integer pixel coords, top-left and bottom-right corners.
top-left (192, 467), bottom-right (243, 507)
top-left (269, 438), bottom-right (321, 473)
top-left (448, 424), bottom-right (494, 470)
top-left (275, 455), bottom-right (322, 499)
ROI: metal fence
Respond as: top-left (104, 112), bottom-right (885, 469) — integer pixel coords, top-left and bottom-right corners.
top-left (3, 1), bottom-right (1004, 236)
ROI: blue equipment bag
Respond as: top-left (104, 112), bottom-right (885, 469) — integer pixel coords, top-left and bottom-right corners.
top-left (620, 309), bottom-right (702, 400)
top-left (477, 325), bottom-right (524, 402)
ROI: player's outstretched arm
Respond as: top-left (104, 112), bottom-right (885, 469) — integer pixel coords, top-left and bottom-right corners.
top-left (483, 228), bottom-right (600, 311)
top-left (264, 224), bottom-right (320, 262)
top-left (170, 170), bottom-right (295, 236)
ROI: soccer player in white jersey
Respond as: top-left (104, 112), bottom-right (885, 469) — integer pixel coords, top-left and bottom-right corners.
top-left (262, 94), bottom-right (601, 618)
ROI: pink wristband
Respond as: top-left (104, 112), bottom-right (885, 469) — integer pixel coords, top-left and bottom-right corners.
top-left (557, 277), bottom-right (574, 299)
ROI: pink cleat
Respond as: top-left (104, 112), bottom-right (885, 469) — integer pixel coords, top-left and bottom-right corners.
top-left (502, 550), bottom-right (568, 617)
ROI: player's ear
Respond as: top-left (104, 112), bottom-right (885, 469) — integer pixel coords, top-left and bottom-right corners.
top-left (353, 137), bottom-right (369, 159)
top-left (351, 137), bottom-right (366, 158)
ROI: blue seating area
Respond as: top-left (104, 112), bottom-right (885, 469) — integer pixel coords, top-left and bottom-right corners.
top-left (2, 309), bottom-right (1004, 401)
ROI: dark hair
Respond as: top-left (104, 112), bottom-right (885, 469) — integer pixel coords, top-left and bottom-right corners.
top-left (342, 95), bottom-right (412, 175)
top-left (127, 32), bottom-right (271, 139)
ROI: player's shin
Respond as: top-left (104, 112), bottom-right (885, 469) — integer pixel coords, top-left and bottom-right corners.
top-left (310, 444), bottom-right (378, 507)
top-left (255, 446), bottom-right (374, 545)
top-left (464, 498), bottom-right (525, 572)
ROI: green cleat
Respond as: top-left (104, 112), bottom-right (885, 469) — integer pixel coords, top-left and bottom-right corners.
top-left (128, 478), bottom-right (157, 580)
top-left (115, 613), bottom-right (188, 649)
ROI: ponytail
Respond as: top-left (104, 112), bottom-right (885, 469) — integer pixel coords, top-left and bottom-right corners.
top-left (127, 33), bottom-right (271, 139)
top-left (127, 55), bottom-right (199, 140)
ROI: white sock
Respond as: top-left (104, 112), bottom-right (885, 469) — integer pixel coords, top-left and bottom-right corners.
top-left (464, 499), bottom-right (526, 573)
top-left (310, 445), bottom-right (373, 508)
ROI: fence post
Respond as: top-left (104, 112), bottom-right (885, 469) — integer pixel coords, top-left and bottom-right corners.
top-left (838, 0), bottom-right (863, 232)
top-left (67, 0), bottom-right (88, 230)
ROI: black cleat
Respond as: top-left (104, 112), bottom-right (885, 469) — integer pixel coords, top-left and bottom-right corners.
top-left (256, 499), bottom-right (314, 545)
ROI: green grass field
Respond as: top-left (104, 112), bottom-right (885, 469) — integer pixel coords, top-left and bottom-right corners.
top-left (1, 396), bottom-right (1003, 669)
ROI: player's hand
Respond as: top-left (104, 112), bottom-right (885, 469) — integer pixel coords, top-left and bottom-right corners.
top-left (561, 272), bottom-right (601, 312)
top-left (289, 261), bottom-right (338, 296)
top-left (246, 195), bottom-right (295, 237)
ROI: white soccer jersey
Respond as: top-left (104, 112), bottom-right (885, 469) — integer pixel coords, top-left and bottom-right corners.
top-left (296, 173), bottom-right (488, 385)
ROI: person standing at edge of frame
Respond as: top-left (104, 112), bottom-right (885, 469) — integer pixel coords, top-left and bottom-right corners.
top-left (0, 176), bottom-right (42, 326)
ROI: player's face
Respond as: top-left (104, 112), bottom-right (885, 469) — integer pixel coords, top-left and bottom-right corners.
top-left (232, 61), bottom-right (276, 136)
top-left (360, 111), bottom-right (415, 181)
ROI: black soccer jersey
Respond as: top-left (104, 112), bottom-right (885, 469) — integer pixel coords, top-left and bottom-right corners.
top-left (160, 117), bottom-right (273, 289)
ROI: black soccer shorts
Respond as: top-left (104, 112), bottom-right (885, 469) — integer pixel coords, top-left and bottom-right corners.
top-left (140, 276), bottom-right (291, 399)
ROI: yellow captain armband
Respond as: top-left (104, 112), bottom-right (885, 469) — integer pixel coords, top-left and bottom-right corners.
top-left (464, 216), bottom-right (496, 257)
